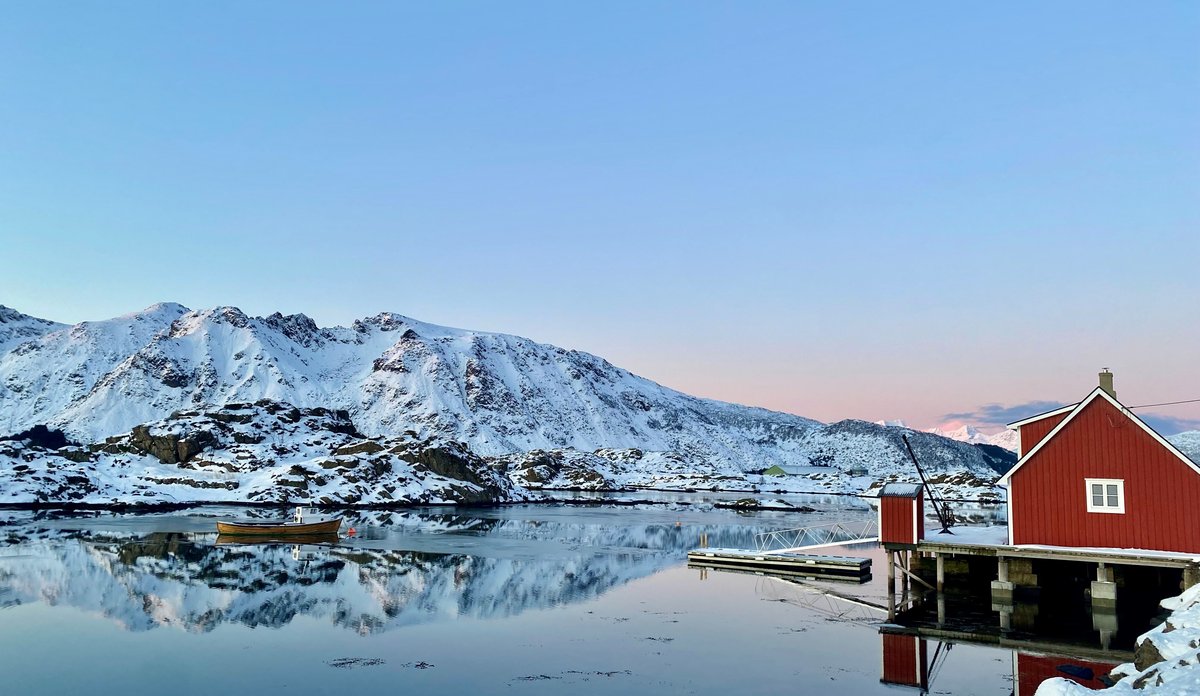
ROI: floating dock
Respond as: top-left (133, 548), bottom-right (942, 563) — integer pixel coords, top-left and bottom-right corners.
top-left (686, 548), bottom-right (872, 581)
top-left (688, 521), bottom-right (878, 581)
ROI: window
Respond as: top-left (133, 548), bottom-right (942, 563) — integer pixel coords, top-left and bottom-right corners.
top-left (1085, 478), bottom-right (1125, 514)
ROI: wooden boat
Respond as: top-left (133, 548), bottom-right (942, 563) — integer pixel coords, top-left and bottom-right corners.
top-left (216, 508), bottom-right (342, 537)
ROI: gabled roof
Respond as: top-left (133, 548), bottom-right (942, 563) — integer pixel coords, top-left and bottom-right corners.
top-left (879, 482), bottom-right (923, 498)
top-left (1006, 403), bottom-right (1077, 430)
top-left (997, 387), bottom-right (1200, 485)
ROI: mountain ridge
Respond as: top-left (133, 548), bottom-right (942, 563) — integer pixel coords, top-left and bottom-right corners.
top-left (0, 303), bottom-right (1008, 494)
top-left (2, 303), bottom-right (824, 469)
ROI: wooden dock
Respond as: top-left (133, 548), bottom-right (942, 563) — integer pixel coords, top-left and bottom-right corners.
top-left (880, 535), bottom-right (1200, 623)
top-left (686, 548), bottom-right (871, 581)
top-left (914, 538), bottom-right (1200, 569)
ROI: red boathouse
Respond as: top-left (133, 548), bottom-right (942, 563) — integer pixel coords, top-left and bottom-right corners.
top-left (999, 371), bottom-right (1200, 554)
top-left (878, 483), bottom-right (924, 546)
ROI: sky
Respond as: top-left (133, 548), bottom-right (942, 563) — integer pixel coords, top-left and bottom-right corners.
top-left (2, 3), bottom-right (1198, 433)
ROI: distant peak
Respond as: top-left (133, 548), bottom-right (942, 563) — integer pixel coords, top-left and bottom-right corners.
top-left (208, 306), bottom-right (251, 327)
top-left (265, 310), bottom-right (315, 325)
top-left (354, 312), bottom-right (413, 333)
top-left (118, 302), bottom-right (191, 321)
top-left (0, 305), bottom-right (59, 327)
top-left (142, 302), bottom-right (190, 315)
top-left (263, 311), bottom-right (322, 345)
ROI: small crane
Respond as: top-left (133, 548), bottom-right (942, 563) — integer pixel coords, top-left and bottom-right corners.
top-left (901, 434), bottom-right (954, 534)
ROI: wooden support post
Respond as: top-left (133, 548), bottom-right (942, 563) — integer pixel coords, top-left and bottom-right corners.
top-left (991, 557), bottom-right (1014, 603)
top-left (1091, 562), bottom-right (1117, 609)
top-left (1185, 563), bottom-right (1200, 590)
top-left (901, 551), bottom-right (910, 594)
top-left (936, 553), bottom-right (945, 593)
top-left (887, 550), bottom-right (896, 595)
top-left (894, 558), bottom-right (935, 591)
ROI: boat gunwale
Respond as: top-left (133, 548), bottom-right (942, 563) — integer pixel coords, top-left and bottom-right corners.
top-left (215, 517), bottom-right (343, 535)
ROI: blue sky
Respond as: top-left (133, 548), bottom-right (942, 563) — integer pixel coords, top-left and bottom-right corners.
top-left (2, 3), bottom-right (1198, 431)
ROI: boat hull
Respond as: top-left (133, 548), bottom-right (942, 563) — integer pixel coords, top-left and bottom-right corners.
top-left (216, 518), bottom-right (342, 537)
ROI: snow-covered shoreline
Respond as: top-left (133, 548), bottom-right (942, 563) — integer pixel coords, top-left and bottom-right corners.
top-left (1036, 584), bottom-right (1200, 695)
top-left (0, 400), bottom-right (1006, 508)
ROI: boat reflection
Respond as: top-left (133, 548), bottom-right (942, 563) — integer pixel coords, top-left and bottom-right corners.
top-left (214, 533), bottom-right (340, 546)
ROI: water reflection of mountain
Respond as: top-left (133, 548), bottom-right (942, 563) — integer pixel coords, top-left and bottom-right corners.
top-left (0, 515), bottom-right (765, 634)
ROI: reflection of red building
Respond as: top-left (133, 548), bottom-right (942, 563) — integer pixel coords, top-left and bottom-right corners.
top-left (880, 633), bottom-right (928, 690)
top-left (880, 633), bottom-right (1118, 694)
top-left (1014, 652), bottom-right (1116, 696)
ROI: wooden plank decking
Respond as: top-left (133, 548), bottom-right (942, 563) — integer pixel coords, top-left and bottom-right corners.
top-left (686, 548), bottom-right (872, 579)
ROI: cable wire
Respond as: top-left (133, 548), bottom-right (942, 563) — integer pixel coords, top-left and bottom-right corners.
top-left (1126, 398), bottom-right (1200, 409)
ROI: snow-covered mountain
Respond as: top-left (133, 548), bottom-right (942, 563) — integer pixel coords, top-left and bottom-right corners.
top-left (0, 303), bottom-right (1009, 501)
top-left (877, 419), bottom-right (1018, 452)
top-left (0, 305), bottom-right (64, 355)
top-left (1168, 431), bottom-right (1200, 464)
top-left (927, 424), bottom-right (1019, 452)
top-left (0, 304), bottom-right (821, 471)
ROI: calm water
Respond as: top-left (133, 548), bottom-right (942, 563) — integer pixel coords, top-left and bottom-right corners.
top-left (0, 500), bottom-right (1129, 694)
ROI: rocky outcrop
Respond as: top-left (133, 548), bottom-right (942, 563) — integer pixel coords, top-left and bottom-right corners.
top-left (0, 424), bottom-right (72, 450)
top-left (127, 425), bottom-right (218, 464)
top-left (0, 400), bottom-right (533, 506)
top-left (503, 450), bottom-right (616, 489)
top-left (1135, 632), bottom-right (1169, 672)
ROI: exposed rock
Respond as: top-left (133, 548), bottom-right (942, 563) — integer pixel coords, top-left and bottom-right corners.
top-left (335, 441), bottom-right (385, 457)
top-left (127, 425), bottom-right (217, 464)
top-left (57, 449), bottom-right (93, 463)
top-left (1130, 668), bottom-right (1161, 690)
top-left (1136, 635), bottom-right (1169, 671)
top-left (0, 424), bottom-right (72, 450)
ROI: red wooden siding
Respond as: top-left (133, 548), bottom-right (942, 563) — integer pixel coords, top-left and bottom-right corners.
top-left (880, 494), bottom-right (923, 545)
top-left (880, 634), bottom-right (927, 688)
top-left (1019, 412), bottom-right (1069, 455)
top-left (1016, 653), bottom-right (1116, 696)
top-left (1010, 397), bottom-right (1200, 552)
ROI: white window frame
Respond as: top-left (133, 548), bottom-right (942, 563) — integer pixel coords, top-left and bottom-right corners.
top-left (1085, 478), bottom-right (1125, 514)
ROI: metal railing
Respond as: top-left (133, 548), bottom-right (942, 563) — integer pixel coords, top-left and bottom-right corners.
top-left (755, 576), bottom-right (887, 623)
top-left (753, 520), bottom-right (879, 553)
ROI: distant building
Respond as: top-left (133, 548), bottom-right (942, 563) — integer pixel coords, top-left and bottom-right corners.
top-left (998, 371), bottom-right (1200, 553)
